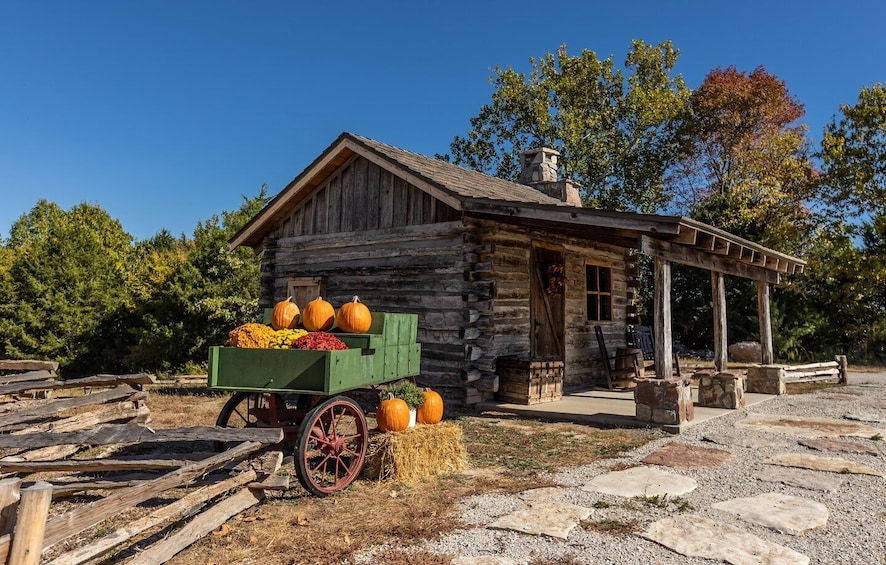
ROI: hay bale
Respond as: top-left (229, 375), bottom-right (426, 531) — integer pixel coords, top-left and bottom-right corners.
top-left (363, 421), bottom-right (466, 483)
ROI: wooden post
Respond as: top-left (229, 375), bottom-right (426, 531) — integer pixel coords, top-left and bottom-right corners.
top-left (653, 258), bottom-right (673, 378)
top-left (711, 271), bottom-right (728, 372)
top-left (0, 479), bottom-right (21, 536)
top-left (835, 355), bottom-right (848, 384)
top-left (757, 280), bottom-right (773, 364)
top-left (8, 481), bottom-right (53, 565)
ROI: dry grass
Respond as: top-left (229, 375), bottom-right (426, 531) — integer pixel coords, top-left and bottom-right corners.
top-left (113, 386), bottom-right (663, 564)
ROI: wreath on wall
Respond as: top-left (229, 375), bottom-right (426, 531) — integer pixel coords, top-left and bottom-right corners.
top-left (545, 263), bottom-right (566, 297)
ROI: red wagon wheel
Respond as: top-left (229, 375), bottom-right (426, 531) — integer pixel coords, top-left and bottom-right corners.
top-left (295, 395), bottom-right (368, 496)
top-left (216, 391), bottom-right (283, 428)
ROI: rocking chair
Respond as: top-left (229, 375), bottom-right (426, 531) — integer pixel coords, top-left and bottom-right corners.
top-left (628, 325), bottom-right (681, 377)
top-left (594, 326), bottom-right (642, 390)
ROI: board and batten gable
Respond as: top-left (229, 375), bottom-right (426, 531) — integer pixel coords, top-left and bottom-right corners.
top-left (274, 154), bottom-right (460, 239)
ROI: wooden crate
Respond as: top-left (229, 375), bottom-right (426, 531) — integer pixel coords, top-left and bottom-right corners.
top-left (495, 357), bottom-right (564, 405)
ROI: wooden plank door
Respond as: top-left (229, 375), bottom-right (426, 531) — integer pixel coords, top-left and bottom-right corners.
top-left (530, 243), bottom-right (565, 359)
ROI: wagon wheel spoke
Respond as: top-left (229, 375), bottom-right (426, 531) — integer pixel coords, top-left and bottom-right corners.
top-left (295, 396), bottom-right (368, 497)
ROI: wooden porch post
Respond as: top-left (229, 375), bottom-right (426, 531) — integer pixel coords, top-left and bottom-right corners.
top-left (712, 271), bottom-right (728, 371)
top-left (757, 280), bottom-right (774, 364)
top-left (653, 258), bottom-right (673, 378)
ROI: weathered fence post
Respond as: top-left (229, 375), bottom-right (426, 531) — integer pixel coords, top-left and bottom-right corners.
top-left (835, 355), bottom-right (848, 384)
top-left (0, 479), bottom-right (22, 537)
top-left (8, 481), bottom-right (53, 565)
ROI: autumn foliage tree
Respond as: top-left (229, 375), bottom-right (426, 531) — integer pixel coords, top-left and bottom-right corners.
top-left (446, 40), bottom-right (690, 213)
top-left (669, 66), bottom-right (816, 252)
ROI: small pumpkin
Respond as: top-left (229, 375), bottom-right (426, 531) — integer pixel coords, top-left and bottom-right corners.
top-left (416, 389), bottom-right (444, 424)
top-left (302, 297), bottom-right (335, 331)
top-left (271, 296), bottom-right (300, 330)
top-left (377, 396), bottom-right (410, 432)
top-left (337, 296), bottom-right (372, 334)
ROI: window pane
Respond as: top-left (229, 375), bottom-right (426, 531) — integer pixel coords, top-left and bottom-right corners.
top-left (587, 294), bottom-right (598, 321)
top-left (586, 265), bottom-right (598, 292)
top-left (600, 295), bottom-right (612, 321)
top-left (599, 267), bottom-right (611, 292)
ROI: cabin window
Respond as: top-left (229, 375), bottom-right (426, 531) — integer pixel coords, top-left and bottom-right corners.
top-left (586, 264), bottom-right (612, 321)
top-left (287, 277), bottom-right (325, 308)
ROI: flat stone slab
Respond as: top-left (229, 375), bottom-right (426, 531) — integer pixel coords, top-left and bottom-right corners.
top-left (451, 557), bottom-right (518, 565)
top-left (519, 487), bottom-right (568, 502)
top-left (843, 411), bottom-right (886, 424)
top-left (642, 515), bottom-right (809, 565)
top-left (737, 414), bottom-right (882, 439)
top-left (712, 492), bottom-right (829, 535)
top-left (641, 442), bottom-right (735, 468)
top-left (488, 501), bottom-right (591, 539)
top-left (581, 465), bottom-right (697, 498)
top-left (704, 431), bottom-right (794, 450)
top-left (765, 453), bottom-right (884, 477)
top-left (756, 466), bottom-right (844, 492)
top-left (799, 438), bottom-right (880, 456)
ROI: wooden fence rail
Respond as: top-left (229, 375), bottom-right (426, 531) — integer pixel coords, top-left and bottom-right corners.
top-left (0, 359), bottom-right (286, 564)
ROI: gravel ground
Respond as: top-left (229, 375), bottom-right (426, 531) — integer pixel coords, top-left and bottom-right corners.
top-left (357, 378), bottom-right (886, 565)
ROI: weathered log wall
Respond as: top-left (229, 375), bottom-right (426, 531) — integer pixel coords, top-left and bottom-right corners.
top-left (265, 222), bottom-right (471, 401)
top-left (472, 219), bottom-right (632, 391)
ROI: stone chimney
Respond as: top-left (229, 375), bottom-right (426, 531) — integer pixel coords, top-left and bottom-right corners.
top-left (518, 147), bottom-right (582, 207)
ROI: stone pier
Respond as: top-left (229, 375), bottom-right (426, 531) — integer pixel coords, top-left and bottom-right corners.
top-left (698, 371), bottom-right (746, 409)
top-left (634, 377), bottom-right (694, 431)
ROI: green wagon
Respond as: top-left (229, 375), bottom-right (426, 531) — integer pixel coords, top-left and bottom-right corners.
top-left (208, 313), bottom-right (420, 496)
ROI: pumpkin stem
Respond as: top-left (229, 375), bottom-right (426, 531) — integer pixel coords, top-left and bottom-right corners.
top-left (352, 296), bottom-right (361, 303)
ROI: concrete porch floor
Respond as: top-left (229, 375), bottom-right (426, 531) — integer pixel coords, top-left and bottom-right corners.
top-left (476, 386), bottom-right (776, 433)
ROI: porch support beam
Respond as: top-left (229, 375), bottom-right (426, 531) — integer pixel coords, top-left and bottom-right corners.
top-left (639, 236), bottom-right (780, 284)
top-left (758, 280), bottom-right (774, 364)
top-left (712, 271), bottom-right (728, 372)
top-left (653, 258), bottom-right (673, 378)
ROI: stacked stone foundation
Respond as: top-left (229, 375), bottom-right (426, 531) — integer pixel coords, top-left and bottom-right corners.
top-left (634, 377), bottom-right (694, 425)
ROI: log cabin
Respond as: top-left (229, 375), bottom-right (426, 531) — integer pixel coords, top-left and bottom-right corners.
top-left (230, 132), bottom-right (805, 404)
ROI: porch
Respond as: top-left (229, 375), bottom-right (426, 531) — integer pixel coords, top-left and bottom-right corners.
top-left (477, 384), bottom-right (777, 434)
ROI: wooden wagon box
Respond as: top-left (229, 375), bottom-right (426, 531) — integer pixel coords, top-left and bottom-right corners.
top-left (209, 312), bottom-right (421, 395)
top-left (495, 357), bottom-right (564, 405)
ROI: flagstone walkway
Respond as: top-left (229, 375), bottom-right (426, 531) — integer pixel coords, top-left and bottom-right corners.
top-left (400, 379), bottom-right (886, 565)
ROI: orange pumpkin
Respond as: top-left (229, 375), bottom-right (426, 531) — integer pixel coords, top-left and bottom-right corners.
top-left (337, 296), bottom-right (372, 333)
top-left (377, 397), bottom-right (410, 432)
top-left (302, 297), bottom-right (335, 331)
top-left (271, 297), bottom-right (300, 330)
top-left (416, 389), bottom-right (444, 424)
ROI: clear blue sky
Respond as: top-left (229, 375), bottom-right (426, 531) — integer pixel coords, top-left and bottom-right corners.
top-left (2, 1), bottom-right (883, 241)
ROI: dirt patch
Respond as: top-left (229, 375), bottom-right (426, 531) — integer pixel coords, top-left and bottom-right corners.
top-left (641, 442), bottom-right (735, 468)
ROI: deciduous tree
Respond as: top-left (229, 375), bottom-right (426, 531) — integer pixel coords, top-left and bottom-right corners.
top-left (820, 83), bottom-right (886, 217)
top-left (669, 66), bottom-right (816, 252)
top-left (446, 40), bottom-right (690, 213)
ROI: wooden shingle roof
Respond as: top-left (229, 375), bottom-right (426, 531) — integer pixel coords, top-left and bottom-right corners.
top-left (348, 134), bottom-right (571, 207)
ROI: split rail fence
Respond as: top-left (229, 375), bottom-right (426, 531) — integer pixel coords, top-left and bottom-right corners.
top-left (0, 359), bottom-right (285, 565)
